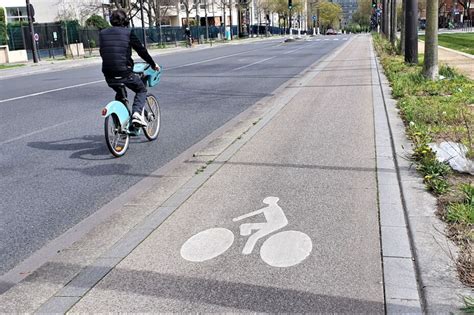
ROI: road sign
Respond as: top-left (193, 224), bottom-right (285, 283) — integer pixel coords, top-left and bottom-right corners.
top-left (312, 15), bottom-right (317, 21)
top-left (34, 33), bottom-right (39, 42)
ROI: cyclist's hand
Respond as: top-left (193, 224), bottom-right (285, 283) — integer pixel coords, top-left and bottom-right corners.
top-left (153, 64), bottom-right (161, 72)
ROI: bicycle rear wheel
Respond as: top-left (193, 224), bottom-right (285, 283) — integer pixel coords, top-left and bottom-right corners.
top-left (142, 94), bottom-right (161, 141)
top-left (105, 114), bottom-right (130, 157)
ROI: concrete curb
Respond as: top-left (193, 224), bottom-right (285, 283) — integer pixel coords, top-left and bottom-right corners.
top-left (373, 41), bottom-right (472, 313)
top-left (438, 45), bottom-right (474, 59)
top-left (370, 39), bottom-right (423, 314)
top-left (418, 40), bottom-right (474, 59)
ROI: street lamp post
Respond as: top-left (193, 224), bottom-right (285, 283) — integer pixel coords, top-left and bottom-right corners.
top-left (26, 0), bottom-right (39, 63)
top-left (139, 0), bottom-right (147, 46)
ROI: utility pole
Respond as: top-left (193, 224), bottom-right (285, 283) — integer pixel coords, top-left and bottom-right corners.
top-left (26, 0), bottom-right (39, 63)
top-left (229, 0), bottom-right (233, 39)
top-left (405, 0), bottom-right (418, 64)
top-left (205, 0), bottom-right (210, 43)
top-left (139, 0), bottom-right (147, 45)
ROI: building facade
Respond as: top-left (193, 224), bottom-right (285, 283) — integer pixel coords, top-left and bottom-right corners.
top-left (330, 0), bottom-right (358, 26)
top-left (0, 0), bottom-right (110, 24)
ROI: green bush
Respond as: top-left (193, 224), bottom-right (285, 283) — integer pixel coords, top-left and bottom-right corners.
top-left (0, 7), bottom-right (7, 46)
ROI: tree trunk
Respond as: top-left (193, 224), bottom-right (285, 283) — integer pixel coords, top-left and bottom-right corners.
top-left (390, 0), bottom-right (397, 46)
top-left (405, 0), bottom-right (418, 64)
top-left (423, 0), bottom-right (438, 80)
top-left (400, 0), bottom-right (406, 55)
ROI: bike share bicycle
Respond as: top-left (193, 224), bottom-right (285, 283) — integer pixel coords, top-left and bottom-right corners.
top-left (101, 63), bottom-right (162, 157)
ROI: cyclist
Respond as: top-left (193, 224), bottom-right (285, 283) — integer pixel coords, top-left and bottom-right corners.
top-left (185, 27), bottom-right (192, 47)
top-left (99, 9), bottom-right (160, 127)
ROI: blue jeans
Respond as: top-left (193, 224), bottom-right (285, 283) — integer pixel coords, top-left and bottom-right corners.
top-left (106, 73), bottom-right (147, 114)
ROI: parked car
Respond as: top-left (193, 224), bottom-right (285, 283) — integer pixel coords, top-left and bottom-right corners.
top-left (326, 28), bottom-right (337, 35)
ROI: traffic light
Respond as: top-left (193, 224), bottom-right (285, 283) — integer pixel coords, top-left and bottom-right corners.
top-left (288, 0), bottom-right (292, 9)
top-left (372, 0), bottom-right (377, 8)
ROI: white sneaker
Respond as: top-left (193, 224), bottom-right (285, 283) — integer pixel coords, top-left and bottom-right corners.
top-left (132, 111), bottom-right (147, 127)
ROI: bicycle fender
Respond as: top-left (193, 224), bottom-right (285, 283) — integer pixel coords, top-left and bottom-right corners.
top-left (102, 101), bottom-right (129, 125)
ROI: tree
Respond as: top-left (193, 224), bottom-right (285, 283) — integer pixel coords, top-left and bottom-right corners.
top-left (85, 14), bottom-right (110, 29)
top-left (317, 1), bottom-right (342, 30)
top-left (352, 0), bottom-right (371, 27)
top-left (457, 0), bottom-right (473, 20)
top-left (0, 7), bottom-right (7, 46)
top-left (180, 0), bottom-right (196, 26)
top-left (423, 0), bottom-right (438, 80)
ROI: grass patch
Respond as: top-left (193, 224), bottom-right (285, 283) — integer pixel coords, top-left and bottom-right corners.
top-left (374, 33), bottom-right (474, 287)
top-left (0, 63), bottom-right (25, 70)
top-left (419, 32), bottom-right (474, 55)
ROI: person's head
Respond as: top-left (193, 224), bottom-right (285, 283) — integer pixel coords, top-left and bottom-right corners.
top-left (110, 9), bottom-right (129, 27)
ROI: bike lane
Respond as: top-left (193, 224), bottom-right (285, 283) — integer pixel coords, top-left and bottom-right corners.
top-left (40, 35), bottom-right (384, 312)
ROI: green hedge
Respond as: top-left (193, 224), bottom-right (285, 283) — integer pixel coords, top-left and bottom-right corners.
top-left (0, 7), bottom-right (7, 45)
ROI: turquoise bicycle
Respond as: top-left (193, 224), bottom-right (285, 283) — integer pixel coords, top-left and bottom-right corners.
top-left (101, 63), bottom-right (162, 157)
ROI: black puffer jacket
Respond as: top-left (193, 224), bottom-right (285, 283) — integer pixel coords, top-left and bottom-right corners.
top-left (99, 26), bottom-right (156, 78)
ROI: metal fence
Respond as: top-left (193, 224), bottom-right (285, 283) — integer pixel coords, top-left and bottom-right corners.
top-left (7, 22), bottom-right (286, 60)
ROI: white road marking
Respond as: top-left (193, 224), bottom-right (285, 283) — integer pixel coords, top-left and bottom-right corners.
top-left (283, 43), bottom-right (314, 55)
top-left (324, 38), bottom-right (330, 41)
top-left (333, 38), bottom-right (339, 41)
top-left (343, 38), bottom-right (349, 41)
top-left (316, 39), bottom-right (322, 41)
top-left (0, 120), bottom-right (74, 145)
top-left (0, 43), bottom-right (280, 104)
top-left (232, 56), bottom-right (276, 71)
top-left (181, 197), bottom-right (313, 267)
top-left (260, 230), bottom-right (312, 267)
top-left (181, 228), bottom-right (234, 262)
top-left (0, 80), bottom-right (105, 104)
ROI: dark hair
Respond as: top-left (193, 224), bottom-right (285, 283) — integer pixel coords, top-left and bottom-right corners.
top-left (110, 9), bottom-right (129, 27)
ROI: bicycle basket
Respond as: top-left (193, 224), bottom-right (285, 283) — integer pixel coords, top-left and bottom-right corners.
top-left (144, 66), bottom-right (162, 87)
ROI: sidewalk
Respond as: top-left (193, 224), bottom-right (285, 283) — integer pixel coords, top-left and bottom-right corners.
top-left (0, 35), bottom-right (468, 313)
top-left (418, 40), bottom-right (474, 79)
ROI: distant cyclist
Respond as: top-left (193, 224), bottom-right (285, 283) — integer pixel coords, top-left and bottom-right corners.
top-left (185, 27), bottom-right (192, 47)
top-left (99, 9), bottom-right (160, 127)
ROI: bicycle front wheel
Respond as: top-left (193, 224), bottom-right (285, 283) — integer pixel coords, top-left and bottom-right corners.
top-left (142, 94), bottom-right (161, 141)
top-left (105, 114), bottom-right (130, 157)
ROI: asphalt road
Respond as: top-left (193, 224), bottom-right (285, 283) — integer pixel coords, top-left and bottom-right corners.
top-left (0, 36), bottom-right (347, 276)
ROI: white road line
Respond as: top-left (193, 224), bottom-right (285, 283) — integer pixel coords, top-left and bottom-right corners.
top-left (0, 120), bottom-right (74, 145)
top-left (167, 46), bottom-right (276, 70)
top-left (0, 80), bottom-right (105, 104)
top-left (333, 38), bottom-right (339, 41)
top-left (283, 43), bottom-right (313, 55)
top-left (324, 39), bottom-right (330, 41)
top-left (231, 56), bottom-right (276, 71)
top-left (316, 39), bottom-right (322, 41)
top-left (0, 44), bottom-right (280, 104)
top-left (343, 38), bottom-right (349, 41)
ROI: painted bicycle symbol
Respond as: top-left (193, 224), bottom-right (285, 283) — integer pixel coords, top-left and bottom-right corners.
top-left (180, 197), bottom-right (312, 267)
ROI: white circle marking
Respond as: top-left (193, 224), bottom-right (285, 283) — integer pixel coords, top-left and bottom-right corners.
top-left (260, 230), bottom-right (312, 267)
top-left (181, 228), bottom-right (234, 262)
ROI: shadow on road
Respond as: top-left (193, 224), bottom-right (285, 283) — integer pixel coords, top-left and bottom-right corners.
top-left (27, 135), bottom-right (113, 161)
top-left (56, 163), bottom-right (164, 179)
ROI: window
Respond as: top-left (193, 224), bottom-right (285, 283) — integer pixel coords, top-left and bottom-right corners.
top-left (6, 7), bottom-right (28, 23)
